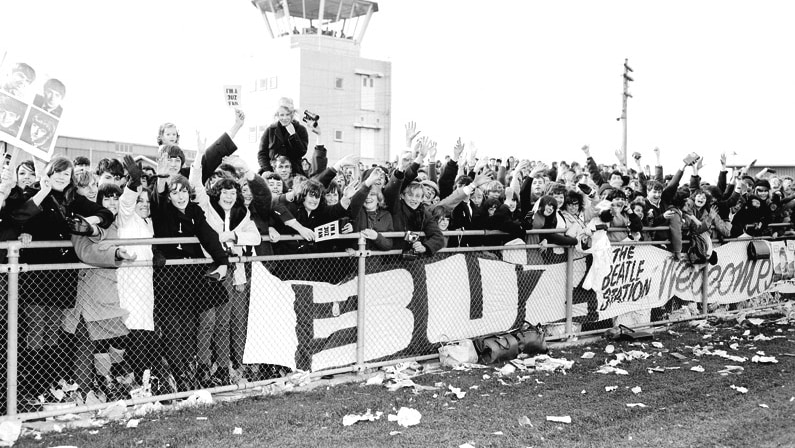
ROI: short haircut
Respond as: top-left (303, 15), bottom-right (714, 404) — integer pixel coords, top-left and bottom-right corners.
top-left (73, 156), bottom-right (90, 166)
top-left (96, 158), bottom-right (124, 177)
top-left (160, 144), bottom-right (185, 167)
top-left (73, 170), bottom-right (98, 189)
top-left (157, 123), bottom-right (180, 145)
top-left (606, 189), bottom-right (627, 201)
top-left (295, 178), bottom-right (324, 206)
top-left (648, 181), bottom-right (664, 192)
top-left (97, 183), bottom-right (122, 204)
top-left (11, 63), bottom-right (35, 82)
top-left (209, 176), bottom-right (244, 209)
top-left (43, 78), bottom-right (66, 97)
top-left (168, 174), bottom-right (192, 194)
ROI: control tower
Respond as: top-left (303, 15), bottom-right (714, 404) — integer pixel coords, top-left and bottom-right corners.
top-left (248, 0), bottom-right (391, 166)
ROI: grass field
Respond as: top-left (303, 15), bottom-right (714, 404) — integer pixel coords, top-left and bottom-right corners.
top-left (13, 315), bottom-right (795, 448)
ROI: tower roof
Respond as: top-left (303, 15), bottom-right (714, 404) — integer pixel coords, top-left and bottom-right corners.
top-left (252, 0), bottom-right (378, 21)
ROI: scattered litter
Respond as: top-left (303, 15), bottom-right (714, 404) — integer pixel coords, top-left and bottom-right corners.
top-left (460, 443), bottom-right (476, 448)
top-left (596, 365), bottom-right (628, 375)
top-left (497, 364), bottom-right (516, 376)
top-left (389, 431), bottom-right (401, 436)
top-left (626, 403), bottom-right (647, 408)
top-left (492, 431), bottom-right (504, 435)
top-left (469, 385), bottom-right (479, 390)
top-left (747, 318), bottom-right (765, 326)
top-left (759, 404), bottom-right (769, 409)
top-left (718, 366), bottom-right (745, 375)
top-left (518, 416), bottom-right (533, 427)
top-left (581, 390), bottom-right (587, 395)
top-left (670, 352), bottom-right (687, 360)
top-left (535, 379), bottom-right (545, 384)
top-left (233, 427), bottom-right (243, 435)
top-left (754, 334), bottom-right (772, 341)
top-left (446, 385), bottom-right (466, 400)
top-left (647, 367), bottom-right (665, 373)
top-left (126, 419), bottom-right (140, 428)
top-left (605, 386), bottom-right (618, 392)
top-left (631, 386), bottom-right (642, 394)
top-left (605, 345), bottom-right (615, 354)
top-left (546, 416), bottom-right (571, 424)
top-left (729, 343), bottom-right (739, 350)
top-left (730, 385), bottom-right (748, 394)
top-left (366, 374), bottom-right (384, 386)
top-left (0, 420), bottom-right (21, 444)
top-left (177, 390), bottom-right (213, 409)
top-left (690, 365), bottom-right (705, 372)
top-left (743, 330), bottom-right (751, 336)
top-left (581, 352), bottom-right (595, 359)
top-left (514, 355), bottom-right (574, 372)
top-left (752, 355), bottom-right (779, 364)
top-left (388, 407), bottom-right (421, 428)
top-left (482, 374), bottom-right (491, 380)
top-left (651, 342), bottom-right (664, 349)
top-left (97, 400), bottom-right (127, 420)
top-left (196, 417), bottom-right (208, 421)
top-left (343, 409), bottom-right (383, 426)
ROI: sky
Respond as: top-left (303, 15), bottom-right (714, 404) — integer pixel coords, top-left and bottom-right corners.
top-left (1, 0), bottom-right (794, 178)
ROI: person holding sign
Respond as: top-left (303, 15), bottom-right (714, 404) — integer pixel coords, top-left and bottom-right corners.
top-left (257, 97), bottom-right (310, 176)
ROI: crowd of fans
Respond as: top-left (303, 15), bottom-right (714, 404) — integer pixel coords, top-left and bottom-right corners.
top-left (0, 95), bottom-right (792, 408)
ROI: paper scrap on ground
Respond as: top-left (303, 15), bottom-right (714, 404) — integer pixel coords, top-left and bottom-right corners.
top-left (343, 409), bottom-right (383, 426)
top-left (605, 386), bottom-right (618, 392)
top-left (596, 366), bottom-right (628, 375)
top-left (126, 419), bottom-right (140, 428)
top-left (759, 404), bottom-right (769, 408)
top-left (690, 365), bottom-right (705, 372)
top-left (652, 342), bottom-right (664, 348)
top-left (518, 416), bottom-right (533, 427)
top-left (631, 386), bottom-right (642, 394)
top-left (460, 443), bottom-right (476, 448)
top-left (447, 385), bottom-right (466, 399)
top-left (581, 352), bottom-right (595, 359)
top-left (518, 355), bottom-right (574, 372)
top-left (605, 345), bottom-right (615, 354)
top-left (752, 355), bottom-right (779, 363)
top-left (626, 403), bottom-right (647, 408)
top-left (233, 427), bottom-right (243, 435)
top-left (0, 420), bottom-right (21, 443)
top-left (388, 407), bottom-right (421, 428)
top-left (492, 431), bottom-right (504, 435)
top-left (389, 431), bottom-right (401, 436)
top-left (546, 416), bottom-right (571, 424)
top-left (366, 373), bottom-right (385, 385)
top-left (497, 364), bottom-right (516, 376)
top-left (730, 385), bottom-right (748, 394)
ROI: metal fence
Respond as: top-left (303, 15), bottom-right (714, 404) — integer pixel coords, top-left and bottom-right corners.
top-left (0, 226), bottom-right (791, 420)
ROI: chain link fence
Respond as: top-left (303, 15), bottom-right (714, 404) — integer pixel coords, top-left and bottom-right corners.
top-left (1, 227), bottom-right (792, 418)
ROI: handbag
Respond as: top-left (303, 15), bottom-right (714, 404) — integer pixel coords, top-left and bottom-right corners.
top-left (474, 333), bottom-right (520, 364)
top-left (438, 338), bottom-right (478, 367)
top-left (512, 321), bottom-right (548, 356)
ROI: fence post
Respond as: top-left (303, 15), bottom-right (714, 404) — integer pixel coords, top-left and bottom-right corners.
top-left (355, 234), bottom-right (367, 372)
top-left (565, 246), bottom-right (574, 335)
top-left (6, 241), bottom-right (20, 416)
top-left (701, 264), bottom-right (709, 315)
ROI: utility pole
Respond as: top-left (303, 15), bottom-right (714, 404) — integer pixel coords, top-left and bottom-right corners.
top-left (619, 58), bottom-right (633, 167)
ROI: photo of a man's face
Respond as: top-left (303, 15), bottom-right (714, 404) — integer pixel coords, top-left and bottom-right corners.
top-left (20, 109), bottom-right (58, 150)
top-left (0, 92), bottom-right (27, 137)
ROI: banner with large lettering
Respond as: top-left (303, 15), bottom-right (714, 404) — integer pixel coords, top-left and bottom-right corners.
top-left (243, 241), bottom-right (779, 372)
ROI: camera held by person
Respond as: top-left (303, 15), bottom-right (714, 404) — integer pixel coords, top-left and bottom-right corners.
top-left (402, 231), bottom-right (420, 260)
top-left (302, 110), bottom-right (320, 128)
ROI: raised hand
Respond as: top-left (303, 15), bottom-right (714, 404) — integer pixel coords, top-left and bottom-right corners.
top-left (428, 140), bottom-right (438, 161)
top-left (720, 152), bottom-right (727, 169)
top-left (581, 145), bottom-right (591, 157)
top-left (297, 224), bottom-right (315, 242)
top-left (123, 155), bottom-right (143, 189)
top-left (196, 130), bottom-right (207, 154)
top-left (405, 121), bottom-right (421, 147)
top-left (364, 167), bottom-right (382, 188)
top-left (452, 138), bottom-right (465, 161)
top-left (335, 154), bottom-right (360, 171)
top-left (472, 174), bottom-right (492, 188)
top-left (361, 228), bottom-right (378, 240)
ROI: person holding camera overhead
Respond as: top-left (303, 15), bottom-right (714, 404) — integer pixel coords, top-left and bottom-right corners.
top-left (257, 97), bottom-right (313, 176)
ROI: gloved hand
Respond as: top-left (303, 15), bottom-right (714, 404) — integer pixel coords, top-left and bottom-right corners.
top-left (152, 251), bottom-right (167, 269)
top-left (67, 214), bottom-right (95, 236)
top-left (123, 155), bottom-right (143, 190)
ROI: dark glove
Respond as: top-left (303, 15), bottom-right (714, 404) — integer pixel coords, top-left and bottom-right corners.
top-left (67, 214), bottom-right (95, 236)
top-left (152, 251), bottom-right (167, 269)
top-left (123, 155), bottom-right (143, 190)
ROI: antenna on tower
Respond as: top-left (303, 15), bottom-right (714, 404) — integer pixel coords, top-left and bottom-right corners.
top-left (617, 58), bottom-right (634, 166)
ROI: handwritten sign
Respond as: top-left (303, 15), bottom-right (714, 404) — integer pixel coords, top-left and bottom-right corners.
top-left (599, 246), bottom-right (652, 312)
top-left (224, 85), bottom-right (241, 108)
top-left (314, 221), bottom-right (339, 242)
